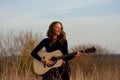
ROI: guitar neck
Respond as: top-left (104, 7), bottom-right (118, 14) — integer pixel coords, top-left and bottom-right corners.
top-left (56, 50), bottom-right (85, 60)
top-left (56, 47), bottom-right (96, 60)
top-left (56, 52), bottom-right (77, 60)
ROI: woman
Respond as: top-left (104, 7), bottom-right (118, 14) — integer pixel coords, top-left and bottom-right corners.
top-left (31, 21), bottom-right (80, 80)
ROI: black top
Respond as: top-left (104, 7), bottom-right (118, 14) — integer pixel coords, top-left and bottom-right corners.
top-left (31, 38), bottom-right (74, 61)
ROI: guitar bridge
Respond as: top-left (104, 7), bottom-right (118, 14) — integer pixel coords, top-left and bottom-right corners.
top-left (43, 56), bottom-right (46, 68)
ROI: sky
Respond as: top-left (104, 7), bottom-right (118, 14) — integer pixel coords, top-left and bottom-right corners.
top-left (0, 0), bottom-right (120, 53)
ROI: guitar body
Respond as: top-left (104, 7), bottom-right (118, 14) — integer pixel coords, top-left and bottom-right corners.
top-left (33, 47), bottom-right (96, 75)
top-left (33, 50), bottom-right (63, 75)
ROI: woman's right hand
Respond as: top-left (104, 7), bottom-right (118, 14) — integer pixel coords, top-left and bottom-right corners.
top-left (41, 59), bottom-right (54, 66)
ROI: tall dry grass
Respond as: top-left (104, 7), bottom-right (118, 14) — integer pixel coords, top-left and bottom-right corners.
top-left (0, 31), bottom-right (120, 80)
top-left (0, 31), bottom-right (42, 80)
top-left (70, 54), bottom-right (120, 80)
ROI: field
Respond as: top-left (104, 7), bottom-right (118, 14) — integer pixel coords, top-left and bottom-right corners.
top-left (0, 31), bottom-right (120, 80)
top-left (0, 54), bottom-right (120, 80)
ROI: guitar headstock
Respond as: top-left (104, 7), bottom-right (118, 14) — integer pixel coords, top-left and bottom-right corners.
top-left (80, 47), bottom-right (96, 53)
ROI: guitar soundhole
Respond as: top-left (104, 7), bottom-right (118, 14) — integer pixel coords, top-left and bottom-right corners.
top-left (47, 57), bottom-right (57, 67)
top-left (51, 57), bottom-right (57, 61)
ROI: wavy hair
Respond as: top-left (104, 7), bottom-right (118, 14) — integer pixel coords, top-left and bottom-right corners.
top-left (47, 21), bottom-right (66, 46)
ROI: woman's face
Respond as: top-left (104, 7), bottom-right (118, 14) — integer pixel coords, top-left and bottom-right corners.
top-left (53, 23), bottom-right (62, 36)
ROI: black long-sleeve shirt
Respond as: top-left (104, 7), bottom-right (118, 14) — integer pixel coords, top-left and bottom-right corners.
top-left (31, 38), bottom-right (74, 62)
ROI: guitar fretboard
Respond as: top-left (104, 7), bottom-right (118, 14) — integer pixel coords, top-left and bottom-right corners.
top-left (55, 47), bottom-right (96, 60)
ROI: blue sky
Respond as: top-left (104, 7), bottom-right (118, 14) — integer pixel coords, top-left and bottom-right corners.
top-left (0, 0), bottom-right (120, 53)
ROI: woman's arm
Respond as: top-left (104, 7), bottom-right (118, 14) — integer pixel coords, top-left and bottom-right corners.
top-left (31, 39), bottom-right (45, 61)
top-left (62, 40), bottom-right (75, 61)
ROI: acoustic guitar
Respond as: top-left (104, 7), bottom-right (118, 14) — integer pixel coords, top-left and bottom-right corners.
top-left (33, 47), bottom-right (96, 75)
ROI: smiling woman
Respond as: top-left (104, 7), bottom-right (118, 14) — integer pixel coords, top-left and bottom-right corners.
top-left (31, 21), bottom-right (81, 80)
